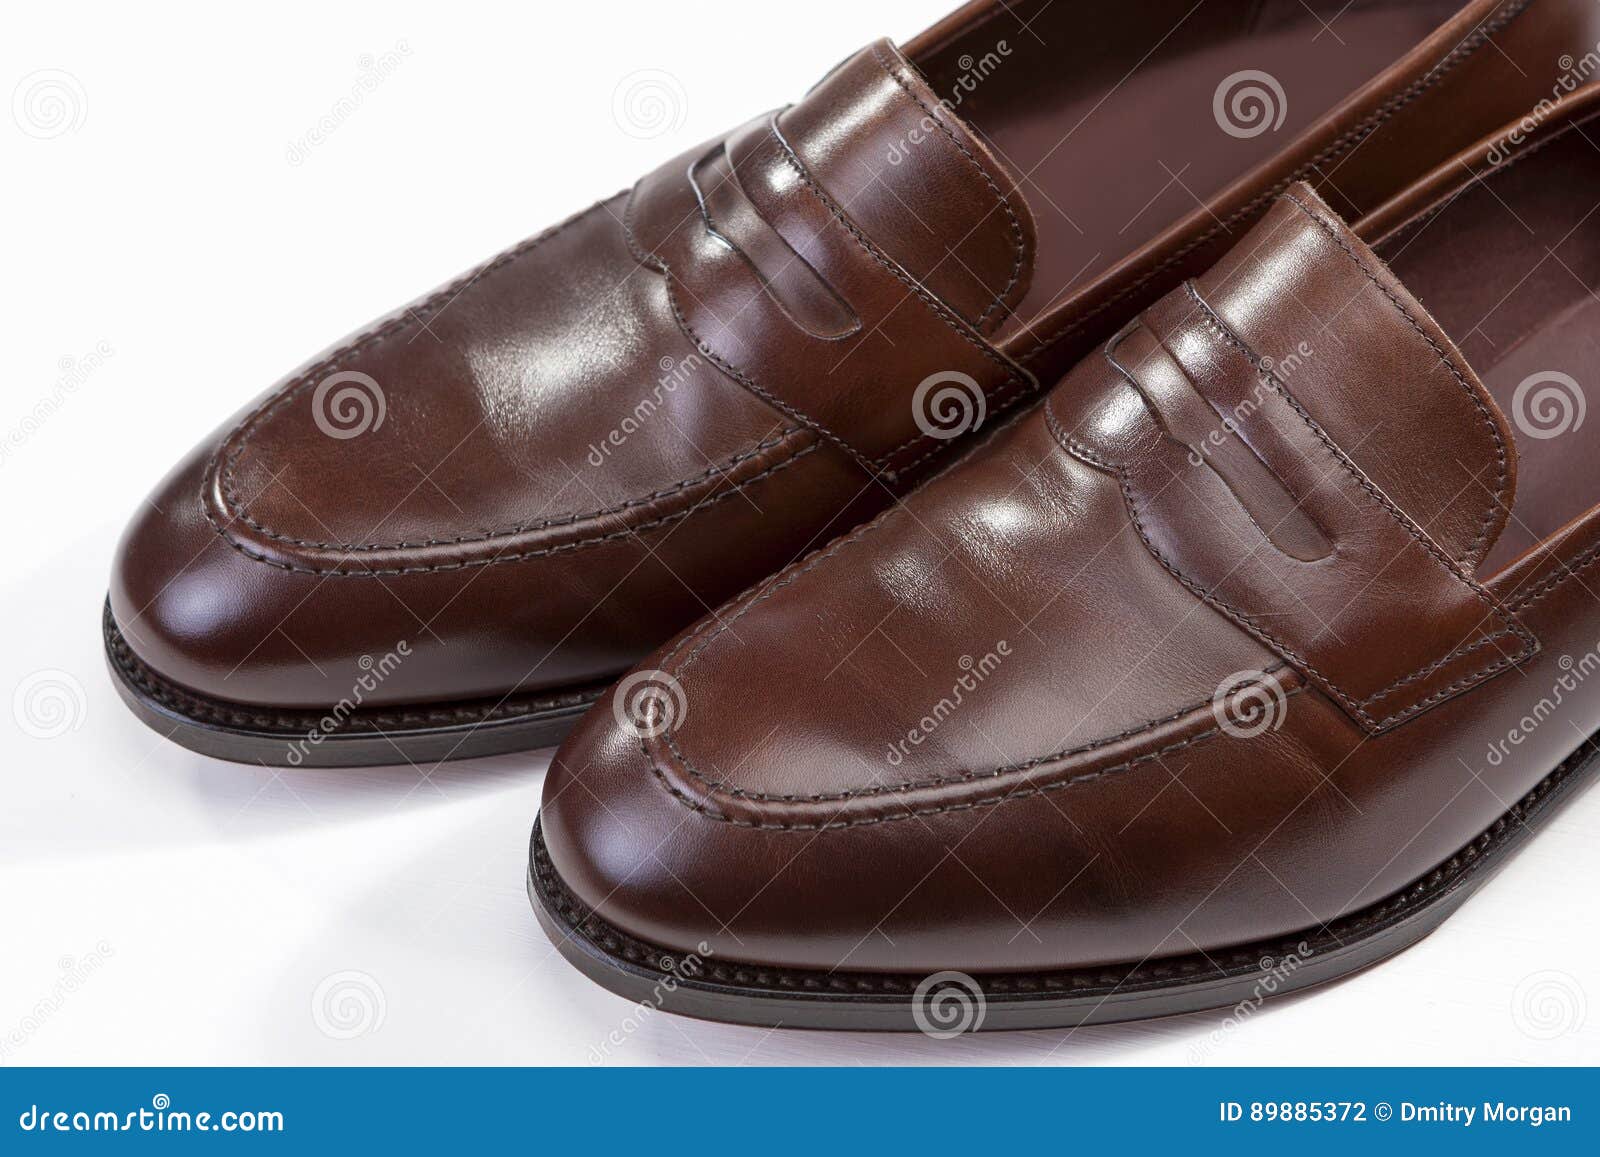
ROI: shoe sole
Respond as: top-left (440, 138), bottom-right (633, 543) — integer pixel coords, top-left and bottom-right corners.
top-left (103, 599), bottom-right (601, 767)
top-left (527, 732), bottom-right (1600, 1031)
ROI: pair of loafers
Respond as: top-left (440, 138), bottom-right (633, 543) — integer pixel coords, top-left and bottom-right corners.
top-left (108, 0), bottom-right (1600, 1029)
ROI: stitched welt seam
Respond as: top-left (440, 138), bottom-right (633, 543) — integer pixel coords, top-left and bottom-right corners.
top-left (105, 606), bottom-right (601, 729)
top-left (541, 750), bottom-right (1573, 978)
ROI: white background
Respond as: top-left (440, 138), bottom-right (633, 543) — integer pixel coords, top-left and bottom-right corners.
top-left (3, 0), bottom-right (1598, 1066)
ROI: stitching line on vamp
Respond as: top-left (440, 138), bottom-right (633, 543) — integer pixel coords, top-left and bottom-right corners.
top-left (660, 664), bottom-right (1292, 802)
top-left (637, 395), bottom-right (1300, 826)
top-left (1506, 534), bottom-right (1600, 610)
top-left (1120, 282), bottom-right (1534, 726)
top-left (639, 403), bottom-right (1050, 821)
top-left (229, 428), bottom-right (800, 552)
top-left (1043, 407), bottom-right (1382, 729)
top-left (210, 197), bottom-right (612, 550)
top-left (1186, 276), bottom-right (1525, 670)
top-left (204, 439), bottom-right (821, 576)
top-left (643, 689), bottom-right (1306, 831)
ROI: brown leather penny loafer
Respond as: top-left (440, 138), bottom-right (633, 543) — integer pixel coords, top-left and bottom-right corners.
top-left (107, 0), bottom-right (1593, 765)
top-left (534, 85), bottom-right (1600, 1031)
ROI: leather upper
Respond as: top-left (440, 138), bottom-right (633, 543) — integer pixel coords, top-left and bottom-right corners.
top-left (110, 0), bottom-right (1600, 718)
top-left (110, 41), bottom-right (1036, 709)
top-left (540, 151), bottom-right (1600, 974)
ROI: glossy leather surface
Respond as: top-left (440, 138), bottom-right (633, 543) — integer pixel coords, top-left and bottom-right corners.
top-left (111, 0), bottom-right (1600, 718)
top-left (542, 89), bottom-right (1600, 974)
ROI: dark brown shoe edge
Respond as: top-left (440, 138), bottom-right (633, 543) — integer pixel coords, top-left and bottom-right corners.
top-left (102, 599), bottom-right (602, 768)
top-left (528, 734), bottom-right (1600, 1032)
